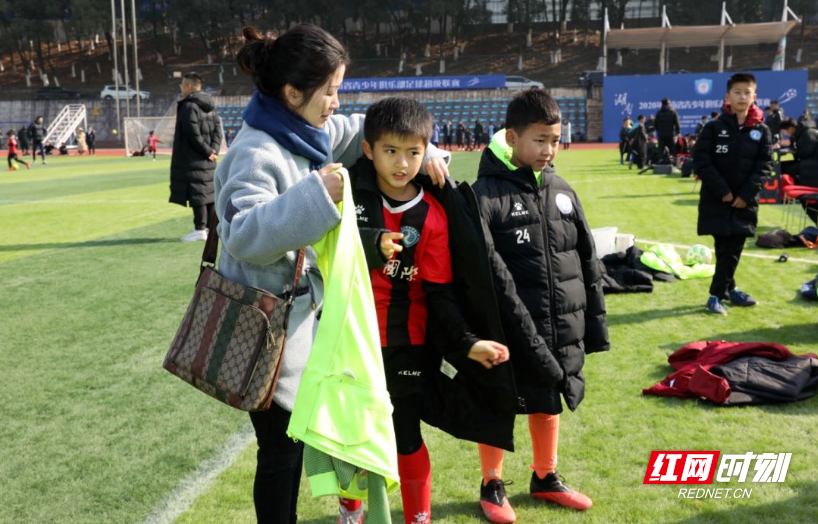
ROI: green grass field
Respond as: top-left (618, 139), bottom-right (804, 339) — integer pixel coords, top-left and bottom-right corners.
top-left (2, 151), bottom-right (817, 524)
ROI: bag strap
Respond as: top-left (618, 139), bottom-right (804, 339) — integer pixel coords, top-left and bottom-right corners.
top-left (201, 208), bottom-right (307, 293)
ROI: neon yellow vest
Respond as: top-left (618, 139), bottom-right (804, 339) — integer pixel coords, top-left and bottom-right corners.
top-left (287, 168), bottom-right (399, 498)
top-left (640, 244), bottom-right (715, 280)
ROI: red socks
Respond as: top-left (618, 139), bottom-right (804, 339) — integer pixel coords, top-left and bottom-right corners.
top-left (339, 497), bottom-right (362, 511)
top-left (398, 442), bottom-right (432, 524)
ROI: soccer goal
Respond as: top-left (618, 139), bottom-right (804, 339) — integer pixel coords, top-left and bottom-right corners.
top-left (123, 116), bottom-right (228, 157)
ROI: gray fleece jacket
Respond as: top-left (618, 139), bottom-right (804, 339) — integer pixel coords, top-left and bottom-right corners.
top-left (214, 113), bottom-right (449, 410)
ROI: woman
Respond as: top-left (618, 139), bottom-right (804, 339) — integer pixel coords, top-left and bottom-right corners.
top-left (76, 128), bottom-right (88, 155)
top-left (215, 24), bottom-right (448, 524)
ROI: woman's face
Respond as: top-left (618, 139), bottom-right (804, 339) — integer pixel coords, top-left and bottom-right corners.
top-left (288, 65), bottom-right (345, 129)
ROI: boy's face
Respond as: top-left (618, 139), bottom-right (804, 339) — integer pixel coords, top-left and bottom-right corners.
top-left (507, 122), bottom-right (561, 171)
top-left (726, 82), bottom-right (757, 113)
top-left (363, 132), bottom-right (426, 192)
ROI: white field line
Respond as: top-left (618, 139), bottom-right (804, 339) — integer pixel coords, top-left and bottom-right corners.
top-left (636, 239), bottom-right (818, 264)
top-left (138, 424), bottom-right (255, 524)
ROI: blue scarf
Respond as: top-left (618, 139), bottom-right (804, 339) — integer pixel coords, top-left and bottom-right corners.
top-left (242, 91), bottom-right (330, 170)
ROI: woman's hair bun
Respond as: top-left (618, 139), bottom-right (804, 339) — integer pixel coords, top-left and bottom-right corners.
top-left (237, 26), bottom-right (277, 75)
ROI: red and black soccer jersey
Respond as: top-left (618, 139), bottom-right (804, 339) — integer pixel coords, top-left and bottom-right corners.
top-left (147, 135), bottom-right (159, 150)
top-left (370, 187), bottom-right (452, 348)
top-left (7, 136), bottom-right (18, 155)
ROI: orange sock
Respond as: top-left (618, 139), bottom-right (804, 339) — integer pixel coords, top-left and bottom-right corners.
top-left (478, 443), bottom-right (505, 484)
top-left (529, 414), bottom-right (559, 479)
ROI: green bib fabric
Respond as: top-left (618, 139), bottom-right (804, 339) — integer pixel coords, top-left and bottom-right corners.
top-left (287, 167), bottom-right (400, 498)
top-left (639, 244), bottom-right (715, 280)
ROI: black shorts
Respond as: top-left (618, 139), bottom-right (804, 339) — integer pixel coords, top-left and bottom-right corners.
top-left (382, 344), bottom-right (426, 399)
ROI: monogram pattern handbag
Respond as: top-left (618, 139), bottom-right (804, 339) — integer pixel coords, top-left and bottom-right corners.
top-left (163, 213), bottom-right (306, 411)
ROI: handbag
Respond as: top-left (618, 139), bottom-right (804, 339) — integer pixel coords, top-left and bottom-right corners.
top-left (163, 213), bottom-right (306, 411)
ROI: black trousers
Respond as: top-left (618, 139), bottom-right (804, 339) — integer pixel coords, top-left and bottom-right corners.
top-left (634, 144), bottom-right (647, 169)
top-left (658, 135), bottom-right (675, 156)
top-left (383, 345), bottom-right (425, 455)
top-left (249, 403), bottom-right (304, 524)
top-left (193, 203), bottom-right (214, 230)
top-left (710, 235), bottom-right (746, 299)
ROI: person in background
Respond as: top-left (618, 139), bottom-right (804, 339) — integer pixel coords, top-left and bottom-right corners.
top-left (561, 120), bottom-right (572, 150)
top-left (645, 114), bottom-right (656, 137)
top-left (695, 115), bottom-right (708, 138)
top-left (474, 120), bottom-right (484, 149)
top-left (619, 117), bottom-right (632, 165)
top-left (432, 121), bottom-right (441, 147)
top-left (28, 116), bottom-right (47, 165)
top-left (456, 121), bottom-right (465, 150)
top-left (798, 109), bottom-right (816, 130)
top-left (766, 99), bottom-right (784, 142)
top-left (693, 73), bottom-right (772, 315)
top-left (76, 128), bottom-right (88, 156)
top-left (169, 72), bottom-right (223, 241)
top-left (17, 124), bottom-right (29, 155)
top-left (654, 98), bottom-right (680, 156)
top-left (628, 115), bottom-right (648, 169)
top-left (86, 126), bottom-right (96, 155)
top-left (146, 130), bottom-right (161, 161)
top-left (443, 119), bottom-right (453, 151)
top-left (6, 129), bottom-right (30, 170)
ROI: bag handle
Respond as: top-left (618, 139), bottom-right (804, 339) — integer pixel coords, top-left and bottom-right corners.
top-left (201, 208), bottom-right (307, 293)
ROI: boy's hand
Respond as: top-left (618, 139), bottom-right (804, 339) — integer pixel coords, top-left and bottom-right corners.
top-left (731, 196), bottom-right (747, 208)
top-left (467, 340), bottom-right (509, 369)
top-left (425, 157), bottom-right (449, 187)
top-left (722, 192), bottom-right (734, 203)
top-left (380, 232), bottom-right (404, 259)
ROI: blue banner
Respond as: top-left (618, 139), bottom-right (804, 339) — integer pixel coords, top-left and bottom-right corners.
top-left (340, 75), bottom-right (506, 92)
top-left (602, 70), bottom-right (808, 142)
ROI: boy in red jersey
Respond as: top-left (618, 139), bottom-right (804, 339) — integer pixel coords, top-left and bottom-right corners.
top-left (146, 130), bottom-right (161, 161)
top-left (6, 130), bottom-right (31, 171)
top-left (343, 97), bottom-right (510, 524)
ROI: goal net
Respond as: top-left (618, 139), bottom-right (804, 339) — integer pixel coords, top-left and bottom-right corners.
top-left (123, 116), bottom-right (228, 157)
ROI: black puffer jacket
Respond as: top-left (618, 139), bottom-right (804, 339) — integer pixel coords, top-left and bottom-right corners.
top-left (791, 124), bottom-right (818, 187)
top-left (693, 108), bottom-right (773, 237)
top-left (654, 106), bottom-right (680, 139)
top-left (169, 91), bottom-right (223, 207)
top-left (473, 144), bottom-right (609, 414)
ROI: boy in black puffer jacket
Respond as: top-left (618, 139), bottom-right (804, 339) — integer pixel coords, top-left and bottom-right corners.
top-left (693, 73), bottom-right (773, 315)
top-left (473, 89), bottom-right (609, 522)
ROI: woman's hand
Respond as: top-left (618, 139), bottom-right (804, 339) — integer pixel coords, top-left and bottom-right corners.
top-left (380, 232), bottom-right (404, 259)
top-left (425, 157), bottom-right (449, 188)
top-left (319, 163), bottom-right (344, 203)
top-left (467, 340), bottom-right (509, 369)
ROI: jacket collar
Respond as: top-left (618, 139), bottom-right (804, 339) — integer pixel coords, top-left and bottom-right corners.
top-left (721, 102), bottom-right (765, 129)
top-left (351, 155), bottom-right (448, 199)
top-left (477, 130), bottom-right (555, 190)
